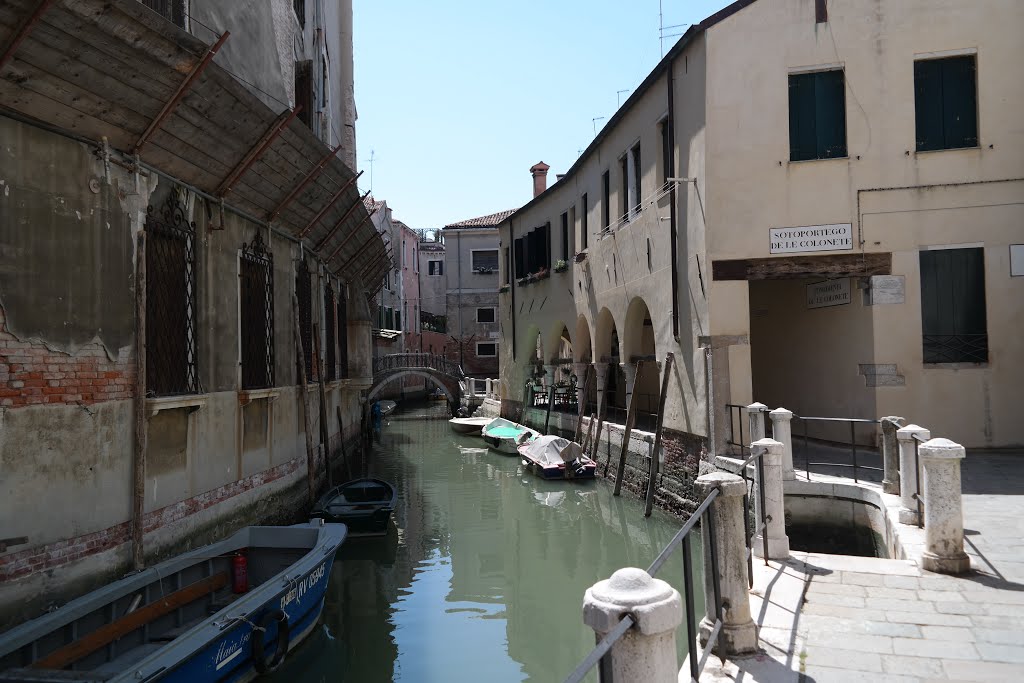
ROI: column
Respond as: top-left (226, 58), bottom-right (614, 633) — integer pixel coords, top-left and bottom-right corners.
top-left (622, 362), bottom-right (638, 411)
top-left (880, 416), bottom-right (904, 495)
top-left (695, 472), bottom-right (758, 657)
top-left (582, 568), bottom-right (682, 682)
top-left (750, 438), bottom-right (790, 560)
top-left (544, 363), bottom-right (556, 389)
top-left (919, 438), bottom-right (971, 574)
top-left (896, 424), bottom-right (930, 525)
top-left (572, 362), bottom-right (588, 408)
top-left (746, 402), bottom-right (767, 443)
top-left (594, 362), bottom-right (610, 417)
top-left (769, 407), bottom-right (795, 481)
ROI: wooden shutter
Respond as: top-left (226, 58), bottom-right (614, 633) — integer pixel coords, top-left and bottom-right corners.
top-left (788, 73), bottom-right (817, 161)
top-left (919, 248), bottom-right (987, 363)
top-left (561, 213), bottom-right (569, 260)
top-left (816, 71), bottom-right (847, 158)
top-left (514, 237), bottom-right (525, 278)
top-left (941, 56), bottom-right (978, 149)
top-left (295, 61), bottom-right (313, 130)
top-left (914, 59), bottom-right (944, 151)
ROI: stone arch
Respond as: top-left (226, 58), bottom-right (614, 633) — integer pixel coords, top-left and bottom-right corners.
top-left (622, 296), bottom-right (657, 363)
top-left (545, 320), bottom-right (574, 364)
top-left (594, 307), bottom-right (619, 362)
top-left (368, 370), bottom-right (457, 409)
top-left (574, 315), bottom-right (593, 363)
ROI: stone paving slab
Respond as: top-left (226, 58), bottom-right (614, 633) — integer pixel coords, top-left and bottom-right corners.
top-left (692, 450), bottom-right (1024, 682)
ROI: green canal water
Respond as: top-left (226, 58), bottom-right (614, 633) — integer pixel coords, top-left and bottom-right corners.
top-left (270, 401), bottom-right (701, 682)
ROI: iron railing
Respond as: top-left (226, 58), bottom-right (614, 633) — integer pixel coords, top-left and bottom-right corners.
top-left (372, 353), bottom-right (464, 379)
top-left (240, 232), bottom-right (274, 389)
top-left (724, 403), bottom-right (767, 456)
top-left (564, 488), bottom-right (725, 683)
top-left (145, 192), bottom-right (198, 396)
top-left (923, 333), bottom-right (988, 364)
top-left (795, 416), bottom-right (881, 483)
top-left (138, 0), bottom-right (186, 28)
top-left (911, 433), bottom-right (926, 529)
top-left (738, 449), bottom-right (772, 589)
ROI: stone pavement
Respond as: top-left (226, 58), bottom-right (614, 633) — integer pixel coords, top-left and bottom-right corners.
top-left (696, 451), bottom-right (1024, 682)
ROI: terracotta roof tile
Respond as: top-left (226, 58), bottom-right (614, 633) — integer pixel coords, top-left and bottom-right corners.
top-left (443, 209), bottom-right (517, 229)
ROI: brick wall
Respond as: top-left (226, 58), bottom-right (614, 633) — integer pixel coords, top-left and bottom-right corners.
top-left (0, 304), bottom-right (135, 408)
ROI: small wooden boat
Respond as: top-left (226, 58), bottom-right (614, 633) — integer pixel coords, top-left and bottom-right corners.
top-left (448, 416), bottom-right (492, 434)
top-left (378, 400), bottom-right (397, 416)
top-left (481, 417), bottom-right (539, 454)
top-left (0, 521), bottom-right (346, 682)
top-left (518, 434), bottom-right (597, 480)
top-left (310, 478), bottom-right (397, 537)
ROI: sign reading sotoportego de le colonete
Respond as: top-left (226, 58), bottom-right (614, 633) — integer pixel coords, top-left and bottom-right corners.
top-left (769, 223), bottom-right (853, 254)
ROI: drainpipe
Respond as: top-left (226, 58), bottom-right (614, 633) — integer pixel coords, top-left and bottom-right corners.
top-left (666, 59), bottom-right (680, 342)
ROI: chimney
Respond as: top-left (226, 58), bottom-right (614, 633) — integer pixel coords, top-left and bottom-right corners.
top-left (530, 161), bottom-right (550, 198)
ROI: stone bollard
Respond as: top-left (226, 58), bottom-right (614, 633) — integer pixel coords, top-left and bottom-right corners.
top-left (746, 402), bottom-right (768, 444)
top-left (896, 424), bottom-right (930, 525)
top-left (769, 408), bottom-right (795, 481)
top-left (919, 439), bottom-right (971, 574)
top-left (582, 567), bottom-right (682, 682)
top-left (750, 438), bottom-right (790, 560)
top-left (880, 416), bottom-right (904, 495)
top-left (695, 472), bottom-right (759, 657)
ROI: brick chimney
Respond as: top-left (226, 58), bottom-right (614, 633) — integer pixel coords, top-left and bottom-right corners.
top-left (530, 161), bottom-right (550, 198)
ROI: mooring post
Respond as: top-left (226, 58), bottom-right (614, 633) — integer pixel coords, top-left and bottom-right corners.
top-left (896, 424), bottom-right (930, 525)
top-left (750, 438), bottom-right (790, 560)
top-left (746, 402), bottom-right (767, 443)
top-left (769, 407), bottom-right (795, 481)
top-left (582, 568), bottom-right (682, 682)
top-left (880, 416), bottom-right (904, 495)
top-left (919, 438), bottom-right (971, 574)
top-left (695, 472), bottom-right (759, 657)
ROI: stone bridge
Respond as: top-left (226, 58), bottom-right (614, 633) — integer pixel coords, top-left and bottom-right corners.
top-left (369, 353), bottom-right (466, 411)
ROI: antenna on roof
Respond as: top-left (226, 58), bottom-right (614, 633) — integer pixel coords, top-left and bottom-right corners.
top-left (617, 90), bottom-right (629, 108)
top-left (592, 117), bottom-right (605, 136)
top-left (365, 149), bottom-right (377, 192)
top-left (659, 0), bottom-right (690, 56)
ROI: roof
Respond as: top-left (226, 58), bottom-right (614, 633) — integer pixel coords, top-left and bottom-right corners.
top-left (363, 195), bottom-right (387, 212)
top-left (443, 209), bottom-right (518, 229)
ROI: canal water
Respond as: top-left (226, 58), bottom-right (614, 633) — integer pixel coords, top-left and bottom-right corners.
top-left (270, 400), bottom-right (702, 682)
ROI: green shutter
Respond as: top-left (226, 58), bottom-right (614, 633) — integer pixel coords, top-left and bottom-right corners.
top-left (815, 71), bottom-right (847, 158)
top-left (514, 238), bottom-right (524, 278)
top-left (915, 59), bottom-right (945, 151)
top-left (789, 73), bottom-right (817, 161)
top-left (941, 56), bottom-right (978, 149)
top-left (919, 248), bottom-right (987, 362)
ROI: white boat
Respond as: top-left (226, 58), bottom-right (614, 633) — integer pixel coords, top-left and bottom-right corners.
top-left (481, 417), bottom-right (539, 454)
top-left (518, 434), bottom-right (597, 480)
top-left (448, 416), bottom-right (493, 434)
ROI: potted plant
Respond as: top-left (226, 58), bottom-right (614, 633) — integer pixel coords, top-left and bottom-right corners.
top-left (554, 259), bottom-right (568, 273)
top-left (534, 267), bottom-right (550, 281)
top-left (498, 284), bottom-right (510, 293)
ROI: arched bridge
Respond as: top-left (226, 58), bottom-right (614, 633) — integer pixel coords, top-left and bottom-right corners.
top-left (369, 353), bottom-right (466, 410)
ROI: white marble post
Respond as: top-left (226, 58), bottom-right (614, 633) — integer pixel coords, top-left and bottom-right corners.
top-left (919, 438), bottom-right (971, 575)
top-left (751, 438), bottom-right (790, 560)
top-left (485, 378), bottom-right (493, 400)
top-left (572, 362), bottom-right (588, 407)
top-left (594, 362), bottom-right (610, 416)
top-left (896, 424), bottom-right (930, 525)
top-left (622, 362), bottom-right (638, 410)
top-left (695, 472), bottom-right (759, 657)
top-left (880, 416), bottom-right (904, 495)
top-left (746, 402), bottom-right (767, 444)
top-left (582, 568), bottom-right (682, 682)
top-left (769, 408), bottom-right (795, 481)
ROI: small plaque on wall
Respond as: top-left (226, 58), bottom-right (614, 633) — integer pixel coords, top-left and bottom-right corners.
top-left (1012, 245), bottom-right (1024, 277)
top-left (867, 275), bottom-right (905, 305)
top-left (806, 278), bottom-right (851, 309)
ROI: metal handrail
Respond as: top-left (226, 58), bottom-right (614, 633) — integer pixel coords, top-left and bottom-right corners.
top-left (794, 414), bottom-right (881, 483)
top-left (736, 449), bottom-right (771, 588)
top-left (564, 488), bottom-right (724, 683)
top-left (911, 433), bottom-right (926, 528)
top-left (371, 352), bottom-right (465, 378)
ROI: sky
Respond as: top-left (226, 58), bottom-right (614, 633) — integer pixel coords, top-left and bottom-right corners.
top-left (352, 0), bottom-right (734, 231)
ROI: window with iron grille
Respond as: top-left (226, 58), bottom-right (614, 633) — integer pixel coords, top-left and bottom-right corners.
top-left (919, 247), bottom-right (988, 363)
top-left (139, 0), bottom-right (186, 28)
top-left (324, 284), bottom-right (337, 382)
top-left (296, 259), bottom-right (313, 380)
top-left (145, 192), bottom-right (198, 396)
top-left (338, 286), bottom-right (349, 378)
top-left (240, 233), bottom-right (275, 389)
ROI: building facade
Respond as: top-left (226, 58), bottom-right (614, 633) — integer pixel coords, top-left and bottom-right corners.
top-left (498, 0), bottom-right (1023, 463)
top-left (0, 0), bottom-right (387, 628)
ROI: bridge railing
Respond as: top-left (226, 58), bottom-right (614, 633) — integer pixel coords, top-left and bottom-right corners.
top-left (372, 353), bottom-right (465, 378)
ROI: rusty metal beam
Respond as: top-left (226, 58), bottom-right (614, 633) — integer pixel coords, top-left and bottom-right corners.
top-left (327, 211), bottom-right (376, 263)
top-left (298, 178), bottom-right (364, 239)
top-left (268, 147), bottom-right (352, 222)
top-left (314, 191), bottom-right (371, 251)
top-left (216, 106), bottom-right (300, 198)
top-left (133, 31), bottom-right (230, 155)
top-left (0, 0), bottom-right (55, 70)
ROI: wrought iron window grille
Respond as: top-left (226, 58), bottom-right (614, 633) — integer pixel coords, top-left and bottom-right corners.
top-left (296, 259), bottom-right (313, 380)
top-left (324, 284), bottom-right (337, 382)
top-left (240, 232), bottom-right (275, 390)
top-left (145, 191), bottom-right (198, 397)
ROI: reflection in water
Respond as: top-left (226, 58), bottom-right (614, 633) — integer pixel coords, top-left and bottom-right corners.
top-left (269, 401), bottom-right (700, 682)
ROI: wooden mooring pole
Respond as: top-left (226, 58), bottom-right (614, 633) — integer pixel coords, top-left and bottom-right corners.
top-left (312, 324), bottom-right (331, 489)
top-left (132, 231), bottom-right (147, 571)
top-left (572, 365), bottom-right (593, 443)
top-left (543, 384), bottom-right (555, 433)
top-left (293, 294), bottom-right (317, 506)
top-left (589, 369), bottom-right (609, 463)
top-left (336, 406), bottom-right (352, 482)
top-left (611, 361), bottom-right (643, 490)
top-left (645, 353), bottom-right (674, 517)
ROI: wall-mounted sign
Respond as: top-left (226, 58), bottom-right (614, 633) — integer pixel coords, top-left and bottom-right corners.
top-left (866, 275), bottom-right (905, 305)
top-left (770, 223), bottom-right (853, 254)
top-left (807, 278), bottom-right (851, 309)
top-left (1012, 244), bottom-right (1024, 277)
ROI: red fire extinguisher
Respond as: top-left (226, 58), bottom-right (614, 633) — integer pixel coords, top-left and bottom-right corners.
top-left (232, 553), bottom-right (249, 594)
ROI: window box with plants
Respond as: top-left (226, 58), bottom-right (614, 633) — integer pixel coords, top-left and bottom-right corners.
top-left (553, 259), bottom-right (568, 273)
top-left (534, 267), bottom-right (550, 281)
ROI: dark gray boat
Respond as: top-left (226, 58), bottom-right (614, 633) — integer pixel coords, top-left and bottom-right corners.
top-left (310, 479), bottom-right (396, 537)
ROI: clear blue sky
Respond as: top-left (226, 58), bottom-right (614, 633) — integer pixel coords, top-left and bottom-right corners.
top-left (352, 0), bottom-right (733, 231)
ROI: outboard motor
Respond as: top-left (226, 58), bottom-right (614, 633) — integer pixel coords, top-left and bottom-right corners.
top-left (568, 458), bottom-right (588, 477)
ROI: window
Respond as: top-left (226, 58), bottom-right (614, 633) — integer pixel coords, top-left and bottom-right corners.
top-left (659, 119), bottom-right (671, 186)
top-left (428, 259), bottom-right (444, 276)
top-left (472, 249), bottom-right (499, 273)
top-left (240, 232), bottom-right (275, 389)
top-left (581, 194), bottom-right (588, 250)
top-left (503, 247), bottom-right (510, 284)
top-left (514, 237), bottom-right (525, 279)
top-left (292, 0), bottom-right (305, 26)
top-left (414, 246), bottom-right (418, 273)
top-left (914, 55), bottom-right (978, 152)
top-left (628, 143), bottom-right (641, 218)
top-left (602, 171), bottom-right (611, 229)
top-left (476, 342), bottom-right (498, 357)
top-left (296, 259), bottom-right (313, 379)
top-left (560, 212), bottom-right (569, 260)
top-left (294, 61), bottom-right (314, 131)
top-left (477, 307), bottom-right (496, 323)
top-left (396, 307), bottom-right (402, 332)
top-left (788, 69), bottom-right (847, 161)
top-left (324, 284), bottom-right (337, 382)
top-left (402, 240), bottom-right (406, 268)
top-left (920, 247), bottom-right (987, 363)
top-left (145, 191), bottom-right (197, 396)
top-left (338, 286), bottom-right (348, 378)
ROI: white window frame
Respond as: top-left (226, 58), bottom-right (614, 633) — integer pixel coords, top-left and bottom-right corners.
top-left (428, 259), bottom-right (444, 276)
top-left (471, 248), bottom-right (499, 273)
top-left (476, 341), bottom-right (498, 357)
top-left (476, 307), bottom-right (496, 324)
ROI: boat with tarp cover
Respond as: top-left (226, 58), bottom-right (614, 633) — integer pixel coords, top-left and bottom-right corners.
top-left (481, 418), bottom-right (538, 454)
top-left (518, 435), bottom-right (597, 480)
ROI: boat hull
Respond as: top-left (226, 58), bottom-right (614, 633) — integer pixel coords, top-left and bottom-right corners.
top-left (310, 479), bottom-right (396, 538)
top-left (521, 457), bottom-right (598, 480)
top-left (448, 417), bottom-right (491, 434)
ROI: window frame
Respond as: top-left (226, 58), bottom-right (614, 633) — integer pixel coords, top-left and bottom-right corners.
top-left (476, 341), bottom-right (498, 358)
top-left (476, 307), bottom-right (496, 324)
top-left (428, 259), bottom-right (444, 276)
top-left (788, 67), bottom-right (848, 162)
top-left (470, 248), bottom-right (499, 273)
top-left (919, 246), bottom-right (988, 365)
top-left (913, 54), bottom-right (979, 153)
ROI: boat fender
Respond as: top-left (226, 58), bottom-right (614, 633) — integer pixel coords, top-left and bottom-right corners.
top-left (252, 609), bottom-right (290, 674)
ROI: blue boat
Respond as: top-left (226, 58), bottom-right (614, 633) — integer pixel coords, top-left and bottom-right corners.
top-left (0, 520), bottom-right (346, 682)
